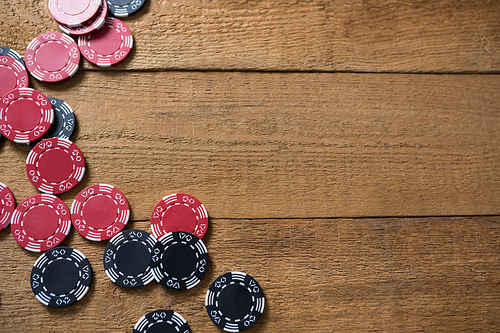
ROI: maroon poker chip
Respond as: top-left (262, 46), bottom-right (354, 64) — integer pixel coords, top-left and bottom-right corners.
top-left (151, 193), bottom-right (208, 240)
top-left (49, 0), bottom-right (102, 27)
top-left (0, 56), bottom-right (29, 98)
top-left (78, 17), bottom-right (133, 67)
top-left (10, 194), bottom-right (71, 252)
top-left (59, 1), bottom-right (108, 36)
top-left (0, 88), bottom-right (53, 144)
top-left (26, 138), bottom-right (86, 194)
top-left (71, 184), bottom-right (130, 241)
top-left (25, 32), bottom-right (80, 82)
top-left (0, 182), bottom-right (15, 229)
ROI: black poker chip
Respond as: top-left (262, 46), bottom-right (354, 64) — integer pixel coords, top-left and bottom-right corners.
top-left (205, 272), bottom-right (265, 332)
top-left (103, 229), bottom-right (157, 288)
top-left (133, 309), bottom-right (191, 333)
top-left (30, 246), bottom-right (92, 308)
top-left (151, 231), bottom-right (209, 290)
top-left (107, 0), bottom-right (146, 18)
top-left (30, 97), bottom-right (76, 147)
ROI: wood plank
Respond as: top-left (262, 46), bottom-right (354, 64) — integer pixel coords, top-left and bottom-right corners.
top-left (0, 216), bottom-right (499, 332)
top-left (2, 71), bottom-right (500, 219)
top-left (1, 0), bottom-right (499, 72)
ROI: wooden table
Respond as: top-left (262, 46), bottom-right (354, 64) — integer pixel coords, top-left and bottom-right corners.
top-left (1, 1), bottom-right (500, 332)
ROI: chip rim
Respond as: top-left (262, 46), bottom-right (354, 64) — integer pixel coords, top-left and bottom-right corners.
top-left (10, 194), bottom-right (71, 252)
top-left (25, 32), bottom-right (80, 83)
top-left (0, 55), bottom-right (29, 97)
top-left (78, 17), bottom-right (133, 67)
top-left (133, 309), bottom-right (191, 333)
top-left (103, 228), bottom-right (157, 287)
top-left (0, 182), bottom-right (15, 229)
top-left (151, 231), bottom-right (209, 290)
top-left (150, 193), bottom-right (209, 240)
top-left (0, 88), bottom-right (53, 144)
top-left (205, 271), bottom-right (265, 332)
top-left (71, 183), bottom-right (130, 241)
top-left (0, 46), bottom-right (26, 68)
top-left (30, 246), bottom-right (92, 307)
top-left (26, 137), bottom-right (85, 194)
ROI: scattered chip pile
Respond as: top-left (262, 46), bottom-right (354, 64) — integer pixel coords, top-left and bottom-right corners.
top-left (0, 0), bottom-right (266, 331)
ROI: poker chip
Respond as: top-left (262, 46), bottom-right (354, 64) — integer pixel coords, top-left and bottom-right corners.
top-left (0, 46), bottom-right (26, 68)
top-left (0, 56), bottom-right (29, 98)
top-left (133, 309), bottom-right (191, 333)
top-left (0, 182), bottom-right (15, 229)
top-left (151, 193), bottom-right (208, 240)
top-left (31, 246), bottom-right (92, 307)
top-left (107, 0), bottom-right (146, 18)
top-left (205, 272), bottom-right (265, 332)
top-left (71, 184), bottom-right (130, 241)
top-left (49, 0), bottom-right (102, 27)
top-left (151, 231), bottom-right (209, 290)
top-left (0, 88), bottom-right (53, 144)
top-left (103, 229), bottom-right (157, 287)
top-left (42, 97), bottom-right (76, 140)
top-left (26, 138), bottom-right (85, 194)
top-left (25, 32), bottom-right (80, 82)
top-left (59, 1), bottom-right (108, 36)
top-left (78, 17), bottom-right (133, 67)
top-left (10, 194), bottom-right (71, 252)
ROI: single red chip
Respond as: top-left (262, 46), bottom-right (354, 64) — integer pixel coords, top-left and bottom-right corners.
top-left (26, 138), bottom-right (86, 194)
top-left (151, 193), bottom-right (208, 240)
top-left (78, 17), bottom-right (133, 67)
top-left (71, 184), bottom-right (130, 241)
top-left (0, 56), bottom-right (29, 98)
top-left (10, 194), bottom-right (71, 252)
top-left (0, 88), bottom-right (53, 144)
top-left (0, 182), bottom-right (16, 229)
top-left (59, 1), bottom-right (108, 36)
top-left (25, 32), bottom-right (80, 82)
top-left (49, 0), bottom-right (102, 27)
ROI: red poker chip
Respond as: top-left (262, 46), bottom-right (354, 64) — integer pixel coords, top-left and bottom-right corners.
top-left (151, 193), bottom-right (209, 240)
top-left (0, 56), bottom-right (29, 98)
top-left (49, 0), bottom-right (102, 27)
top-left (25, 32), bottom-right (80, 82)
top-left (0, 182), bottom-right (16, 229)
top-left (71, 184), bottom-right (130, 241)
top-left (59, 1), bottom-right (108, 36)
top-left (10, 194), bottom-right (71, 252)
top-left (78, 18), bottom-right (133, 67)
top-left (26, 138), bottom-right (86, 194)
top-left (0, 88), bottom-right (53, 144)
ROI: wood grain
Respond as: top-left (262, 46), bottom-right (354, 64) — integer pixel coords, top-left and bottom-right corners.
top-left (1, 0), bottom-right (499, 72)
top-left (0, 216), bottom-right (499, 332)
top-left (2, 71), bottom-right (499, 220)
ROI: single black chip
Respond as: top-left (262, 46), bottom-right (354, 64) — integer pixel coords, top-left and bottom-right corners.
top-left (151, 231), bottom-right (209, 290)
top-left (205, 271), bottom-right (265, 332)
top-left (103, 229), bottom-right (156, 287)
top-left (133, 309), bottom-right (191, 333)
top-left (30, 246), bottom-right (92, 307)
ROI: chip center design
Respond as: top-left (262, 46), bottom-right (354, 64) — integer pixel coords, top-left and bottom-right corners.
top-left (82, 195), bottom-right (118, 229)
top-left (59, 0), bottom-right (91, 15)
top-left (36, 42), bottom-right (69, 72)
top-left (6, 99), bottom-right (40, 132)
top-left (38, 149), bottom-right (74, 183)
top-left (89, 28), bottom-right (122, 55)
top-left (23, 205), bottom-right (59, 239)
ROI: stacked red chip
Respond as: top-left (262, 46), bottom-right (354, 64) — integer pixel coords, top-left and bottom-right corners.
top-left (46, 0), bottom-right (134, 68)
top-left (49, 0), bottom-right (103, 29)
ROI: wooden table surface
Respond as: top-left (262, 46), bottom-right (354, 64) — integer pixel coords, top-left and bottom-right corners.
top-left (1, 1), bottom-right (500, 332)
